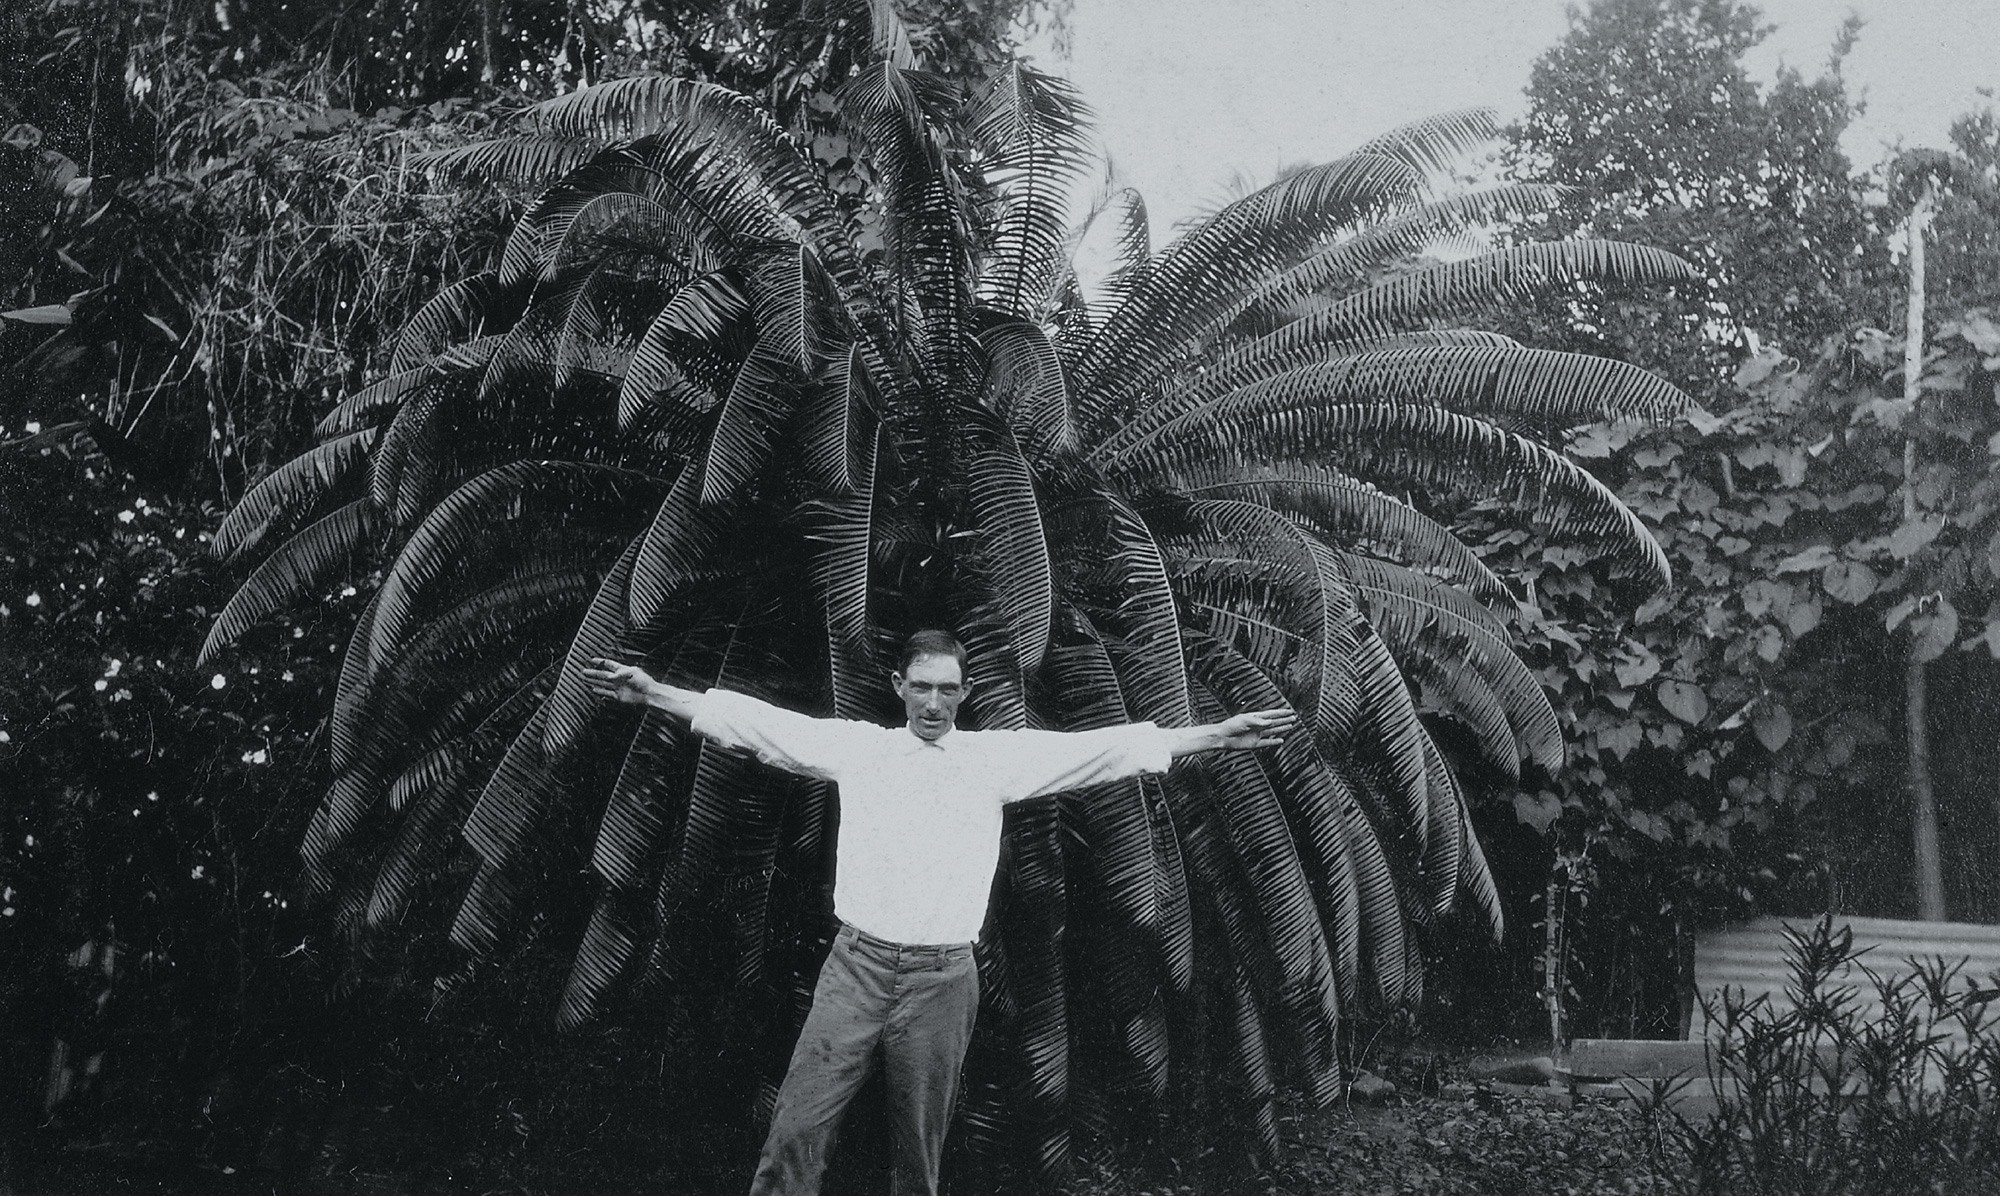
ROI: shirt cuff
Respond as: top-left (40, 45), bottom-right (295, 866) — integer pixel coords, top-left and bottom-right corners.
top-left (1132, 721), bottom-right (1175, 775)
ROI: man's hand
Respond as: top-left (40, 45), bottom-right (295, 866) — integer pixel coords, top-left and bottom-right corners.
top-left (1167, 708), bottom-right (1298, 759)
top-left (1214, 708), bottom-right (1297, 751)
top-left (582, 657), bottom-right (657, 704)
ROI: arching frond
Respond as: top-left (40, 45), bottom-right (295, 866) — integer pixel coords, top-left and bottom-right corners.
top-left (969, 63), bottom-right (1096, 317)
top-left (1351, 107), bottom-right (1501, 179)
top-left (1230, 240), bottom-right (1699, 359)
top-left (212, 428), bottom-right (375, 560)
top-left (591, 710), bottom-right (687, 892)
top-left (315, 367), bottom-right (439, 438)
top-left (700, 349), bottom-right (805, 504)
top-left (409, 136), bottom-right (601, 189)
top-left (1162, 459), bottom-right (1507, 601)
top-left (840, 61), bottom-right (974, 386)
top-left (1202, 746), bottom-right (1341, 1075)
top-left (200, 499), bottom-right (381, 664)
top-left (618, 270), bottom-right (754, 434)
top-left (1419, 738), bottom-right (1465, 918)
top-left (1398, 644), bottom-right (1524, 782)
top-left (978, 318), bottom-right (1078, 463)
top-left (1345, 556), bottom-right (1563, 777)
top-left (627, 468), bottom-right (737, 634)
top-left (1072, 153), bottom-right (1426, 416)
top-left (1054, 494), bottom-right (1195, 727)
top-left (965, 417), bottom-right (1054, 675)
top-left (1172, 499), bottom-right (1366, 746)
top-left (1457, 802), bottom-right (1504, 942)
top-left (393, 274), bottom-right (518, 372)
top-left (361, 462), bottom-right (661, 684)
top-left (329, 571), bottom-right (599, 836)
top-left (1102, 345), bottom-right (1689, 473)
top-left (1114, 401), bottom-right (1672, 588)
top-left (541, 538), bottom-right (645, 763)
top-left (796, 343), bottom-right (877, 495)
top-left (802, 425), bottom-right (882, 718)
top-left (558, 895), bottom-right (642, 1029)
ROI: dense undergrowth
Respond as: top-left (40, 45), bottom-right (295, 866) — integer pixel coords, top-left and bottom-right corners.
top-left (1065, 1085), bottom-right (1665, 1196)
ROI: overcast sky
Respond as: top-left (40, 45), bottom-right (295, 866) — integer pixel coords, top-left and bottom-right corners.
top-left (1028, 0), bottom-right (2000, 230)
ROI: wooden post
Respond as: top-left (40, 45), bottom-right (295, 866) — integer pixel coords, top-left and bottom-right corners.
top-left (1901, 178), bottom-right (1947, 922)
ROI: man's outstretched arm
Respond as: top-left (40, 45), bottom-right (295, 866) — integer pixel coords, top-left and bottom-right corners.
top-left (1000, 708), bottom-right (1301, 803)
top-left (580, 657), bottom-right (864, 781)
top-left (1164, 709), bottom-right (1298, 759)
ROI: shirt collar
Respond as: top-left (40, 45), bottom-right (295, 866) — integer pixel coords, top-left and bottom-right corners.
top-left (902, 723), bottom-right (958, 749)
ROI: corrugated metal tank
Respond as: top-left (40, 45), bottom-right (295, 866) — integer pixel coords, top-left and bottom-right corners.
top-left (1691, 915), bottom-right (2000, 1045)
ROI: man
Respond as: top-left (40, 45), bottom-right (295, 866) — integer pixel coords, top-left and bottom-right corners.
top-left (582, 630), bottom-right (1294, 1196)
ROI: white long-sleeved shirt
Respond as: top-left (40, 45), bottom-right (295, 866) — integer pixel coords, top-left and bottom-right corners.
top-left (689, 689), bottom-right (1176, 944)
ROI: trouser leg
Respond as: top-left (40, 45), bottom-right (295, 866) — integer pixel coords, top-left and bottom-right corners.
top-left (882, 950), bottom-right (980, 1196)
top-left (747, 929), bottom-right (890, 1196)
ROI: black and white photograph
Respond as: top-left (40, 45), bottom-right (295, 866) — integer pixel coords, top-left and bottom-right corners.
top-left (5, 0), bottom-right (2000, 1191)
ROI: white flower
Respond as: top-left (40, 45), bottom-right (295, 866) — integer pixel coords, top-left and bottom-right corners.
top-left (210, 674), bottom-right (226, 690)
top-left (106, 659), bottom-right (121, 676)
top-left (117, 510), bottom-right (135, 523)
top-left (190, 865), bottom-right (205, 879)
top-left (24, 421), bottom-right (40, 434)
top-left (147, 792), bottom-right (159, 802)
top-left (94, 679), bottom-right (108, 692)
top-left (24, 593), bottom-right (40, 608)
top-left (241, 748), bottom-right (268, 765)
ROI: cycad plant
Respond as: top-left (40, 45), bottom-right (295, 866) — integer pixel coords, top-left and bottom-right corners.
top-left (204, 62), bottom-right (1694, 1169)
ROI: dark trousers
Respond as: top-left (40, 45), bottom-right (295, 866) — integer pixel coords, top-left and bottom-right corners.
top-left (747, 923), bottom-right (980, 1196)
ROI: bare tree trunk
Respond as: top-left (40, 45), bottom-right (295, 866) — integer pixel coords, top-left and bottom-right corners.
top-left (480, 0), bottom-right (501, 86)
top-left (1902, 180), bottom-right (1947, 922)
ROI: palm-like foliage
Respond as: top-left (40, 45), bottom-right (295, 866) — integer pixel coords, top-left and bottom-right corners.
top-left (207, 65), bottom-right (1693, 1168)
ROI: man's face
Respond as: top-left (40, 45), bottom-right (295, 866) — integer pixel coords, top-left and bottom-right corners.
top-left (891, 653), bottom-right (969, 741)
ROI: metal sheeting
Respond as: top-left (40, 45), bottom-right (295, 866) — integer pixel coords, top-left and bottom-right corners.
top-left (1690, 915), bottom-right (2000, 1043)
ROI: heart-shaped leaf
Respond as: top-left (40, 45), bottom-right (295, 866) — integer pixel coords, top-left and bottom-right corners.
top-left (1821, 560), bottom-right (1879, 604)
top-left (1512, 790), bottom-right (1564, 834)
top-left (1910, 599), bottom-right (1959, 664)
top-left (1888, 515), bottom-right (1946, 560)
top-left (1658, 680), bottom-right (1709, 725)
top-left (1752, 703), bottom-right (1793, 752)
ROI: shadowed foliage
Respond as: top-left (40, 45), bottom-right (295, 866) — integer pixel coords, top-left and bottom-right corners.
top-left (206, 62), bottom-right (1693, 1170)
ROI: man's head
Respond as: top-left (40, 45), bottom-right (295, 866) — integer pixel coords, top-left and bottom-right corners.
top-left (891, 629), bottom-right (970, 741)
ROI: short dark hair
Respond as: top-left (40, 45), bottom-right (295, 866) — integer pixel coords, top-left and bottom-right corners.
top-left (896, 629), bottom-right (968, 676)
